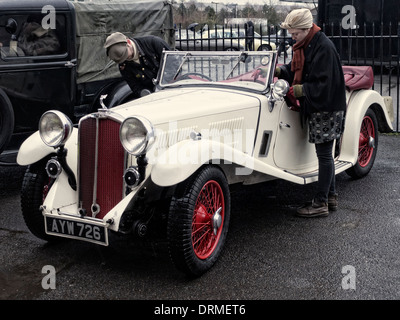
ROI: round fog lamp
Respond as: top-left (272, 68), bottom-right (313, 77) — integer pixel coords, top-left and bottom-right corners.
top-left (124, 166), bottom-right (141, 188)
top-left (46, 159), bottom-right (62, 179)
top-left (39, 110), bottom-right (73, 148)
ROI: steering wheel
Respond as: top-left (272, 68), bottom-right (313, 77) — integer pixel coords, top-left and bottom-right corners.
top-left (178, 72), bottom-right (212, 81)
top-left (252, 68), bottom-right (268, 85)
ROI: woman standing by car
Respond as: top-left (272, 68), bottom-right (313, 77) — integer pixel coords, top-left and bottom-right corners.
top-left (276, 8), bottom-right (347, 217)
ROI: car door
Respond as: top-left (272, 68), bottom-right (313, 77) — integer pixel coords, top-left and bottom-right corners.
top-left (273, 101), bottom-right (318, 172)
top-left (0, 9), bottom-right (76, 134)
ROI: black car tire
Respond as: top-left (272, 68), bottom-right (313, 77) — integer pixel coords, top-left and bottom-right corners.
top-left (167, 165), bottom-right (231, 277)
top-left (21, 160), bottom-right (59, 242)
top-left (0, 91), bottom-right (14, 154)
top-left (346, 108), bottom-right (378, 179)
top-left (258, 44), bottom-right (272, 51)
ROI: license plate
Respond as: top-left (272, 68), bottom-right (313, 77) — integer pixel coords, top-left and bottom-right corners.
top-left (45, 215), bottom-right (108, 246)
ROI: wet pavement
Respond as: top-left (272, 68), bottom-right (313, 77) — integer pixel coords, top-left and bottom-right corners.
top-left (1, 134), bottom-right (400, 302)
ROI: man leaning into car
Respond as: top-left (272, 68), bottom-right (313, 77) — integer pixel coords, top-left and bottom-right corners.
top-left (276, 9), bottom-right (346, 218)
top-left (104, 32), bottom-right (171, 98)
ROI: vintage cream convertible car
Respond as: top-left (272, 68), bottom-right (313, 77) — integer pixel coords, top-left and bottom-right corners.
top-left (17, 51), bottom-right (393, 276)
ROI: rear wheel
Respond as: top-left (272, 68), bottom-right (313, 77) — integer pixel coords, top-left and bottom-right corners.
top-left (21, 160), bottom-right (58, 242)
top-left (346, 108), bottom-right (378, 179)
top-left (167, 166), bottom-right (230, 277)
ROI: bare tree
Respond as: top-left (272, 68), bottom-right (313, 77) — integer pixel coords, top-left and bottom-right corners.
top-left (172, 0), bottom-right (292, 29)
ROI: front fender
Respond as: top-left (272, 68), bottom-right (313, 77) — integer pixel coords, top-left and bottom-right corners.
top-left (150, 139), bottom-right (255, 187)
top-left (150, 138), bottom-right (305, 187)
top-left (17, 130), bottom-right (78, 167)
top-left (93, 81), bottom-right (134, 111)
top-left (17, 131), bottom-right (54, 166)
top-left (339, 89), bottom-right (393, 164)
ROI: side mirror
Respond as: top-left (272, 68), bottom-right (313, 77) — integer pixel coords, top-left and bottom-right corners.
top-left (268, 79), bottom-right (289, 111)
top-left (5, 18), bottom-right (17, 35)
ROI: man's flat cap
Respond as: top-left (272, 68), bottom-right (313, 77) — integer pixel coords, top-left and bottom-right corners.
top-left (104, 32), bottom-right (129, 64)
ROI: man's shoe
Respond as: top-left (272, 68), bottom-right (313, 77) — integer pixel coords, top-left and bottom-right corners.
top-left (328, 193), bottom-right (338, 211)
top-left (296, 199), bottom-right (329, 218)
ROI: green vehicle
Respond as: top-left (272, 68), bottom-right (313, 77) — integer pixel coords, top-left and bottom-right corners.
top-left (0, 0), bottom-right (174, 164)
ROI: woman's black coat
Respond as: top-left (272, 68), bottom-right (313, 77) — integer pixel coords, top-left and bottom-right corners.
top-left (280, 31), bottom-right (347, 117)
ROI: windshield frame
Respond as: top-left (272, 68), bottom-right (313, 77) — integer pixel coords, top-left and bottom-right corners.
top-left (157, 50), bottom-right (277, 94)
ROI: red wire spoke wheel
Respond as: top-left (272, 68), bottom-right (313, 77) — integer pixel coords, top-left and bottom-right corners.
top-left (358, 115), bottom-right (375, 167)
top-left (168, 166), bottom-right (231, 277)
top-left (42, 177), bottom-right (53, 202)
top-left (346, 108), bottom-right (378, 179)
top-left (191, 180), bottom-right (225, 259)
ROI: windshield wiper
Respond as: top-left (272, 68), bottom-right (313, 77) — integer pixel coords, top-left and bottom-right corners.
top-left (173, 53), bottom-right (191, 80)
top-left (225, 52), bottom-right (248, 80)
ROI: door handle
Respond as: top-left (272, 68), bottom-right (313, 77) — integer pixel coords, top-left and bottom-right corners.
top-left (64, 60), bottom-right (77, 68)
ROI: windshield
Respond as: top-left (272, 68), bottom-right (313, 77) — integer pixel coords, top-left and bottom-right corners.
top-left (159, 51), bottom-right (275, 93)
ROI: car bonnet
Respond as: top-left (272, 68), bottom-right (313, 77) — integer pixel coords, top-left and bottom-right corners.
top-left (111, 87), bottom-right (262, 126)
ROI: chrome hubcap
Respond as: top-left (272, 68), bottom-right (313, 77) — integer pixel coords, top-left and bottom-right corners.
top-left (369, 136), bottom-right (375, 148)
top-left (212, 207), bottom-right (222, 235)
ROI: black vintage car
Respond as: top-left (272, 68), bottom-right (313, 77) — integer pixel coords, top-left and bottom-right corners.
top-left (0, 0), bottom-right (174, 164)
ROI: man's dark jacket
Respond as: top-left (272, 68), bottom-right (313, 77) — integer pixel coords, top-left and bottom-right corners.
top-left (280, 31), bottom-right (346, 117)
top-left (119, 35), bottom-right (170, 98)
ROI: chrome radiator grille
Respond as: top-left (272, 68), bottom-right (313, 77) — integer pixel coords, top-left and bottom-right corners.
top-left (78, 116), bottom-right (125, 219)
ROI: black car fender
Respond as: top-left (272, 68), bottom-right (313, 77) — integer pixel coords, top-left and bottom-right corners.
top-left (91, 80), bottom-right (135, 111)
top-left (0, 89), bottom-right (14, 154)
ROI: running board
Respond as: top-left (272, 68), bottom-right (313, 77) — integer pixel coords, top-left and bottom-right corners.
top-left (284, 160), bottom-right (353, 184)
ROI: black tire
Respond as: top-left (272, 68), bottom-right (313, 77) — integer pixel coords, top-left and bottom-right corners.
top-left (257, 44), bottom-right (272, 51)
top-left (0, 91), bottom-right (14, 154)
top-left (346, 108), bottom-right (378, 179)
top-left (167, 166), bottom-right (231, 277)
top-left (21, 160), bottom-right (58, 242)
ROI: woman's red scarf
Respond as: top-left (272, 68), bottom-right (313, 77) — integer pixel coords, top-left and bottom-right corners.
top-left (291, 23), bottom-right (321, 85)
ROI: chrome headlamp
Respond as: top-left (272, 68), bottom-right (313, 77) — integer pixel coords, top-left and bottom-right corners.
top-left (272, 79), bottom-right (289, 100)
top-left (39, 110), bottom-right (73, 148)
top-left (119, 116), bottom-right (155, 156)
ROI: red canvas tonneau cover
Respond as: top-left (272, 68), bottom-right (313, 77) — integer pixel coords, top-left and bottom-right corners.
top-left (342, 66), bottom-right (374, 91)
top-left (275, 65), bottom-right (374, 91)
